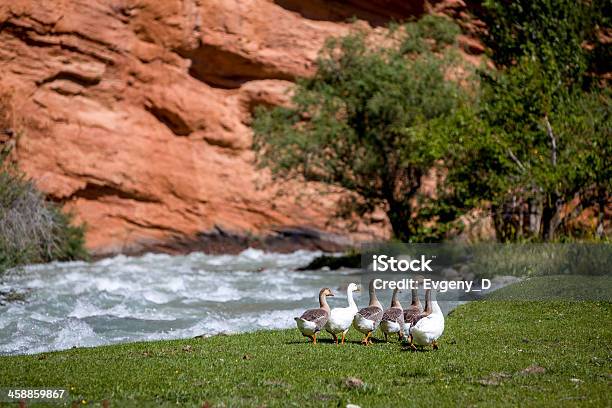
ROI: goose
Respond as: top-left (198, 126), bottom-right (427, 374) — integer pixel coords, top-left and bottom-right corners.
top-left (294, 287), bottom-right (334, 344)
top-left (325, 282), bottom-right (360, 345)
top-left (406, 289), bottom-right (432, 344)
top-left (352, 279), bottom-right (383, 345)
top-left (409, 289), bottom-right (444, 350)
top-left (401, 288), bottom-right (422, 341)
top-left (379, 288), bottom-right (404, 342)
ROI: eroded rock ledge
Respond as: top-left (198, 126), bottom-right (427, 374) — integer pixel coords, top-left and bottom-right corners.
top-left (0, 0), bottom-right (479, 255)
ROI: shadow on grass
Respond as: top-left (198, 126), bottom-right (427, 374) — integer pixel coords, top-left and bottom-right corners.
top-left (399, 346), bottom-right (435, 352)
top-left (285, 338), bottom-right (338, 345)
top-left (286, 333), bottom-right (411, 346)
top-left (285, 337), bottom-right (400, 345)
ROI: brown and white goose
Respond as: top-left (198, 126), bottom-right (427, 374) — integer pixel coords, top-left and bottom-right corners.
top-left (352, 279), bottom-right (383, 345)
top-left (379, 288), bottom-right (404, 342)
top-left (294, 287), bottom-right (334, 344)
top-left (401, 288), bottom-right (422, 341)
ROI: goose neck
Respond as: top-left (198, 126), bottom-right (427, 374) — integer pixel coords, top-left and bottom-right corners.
top-left (369, 282), bottom-right (382, 309)
top-left (391, 288), bottom-right (402, 309)
top-left (346, 287), bottom-right (357, 310)
top-left (410, 288), bottom-right (421, 308)
top-left (423, 289), bottom-right (432, 314)
top-left (319, 292), bottom-right (330, 313)
top-left (431, 300), bottom-right (442, 315)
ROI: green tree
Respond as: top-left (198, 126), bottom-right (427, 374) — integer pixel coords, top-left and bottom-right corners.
top-left (442, 0), bottom-right (611, 241)
top-left (253, 17), bottom-right (466, 241)
top-left (476, 0), bottom-right (607, 78)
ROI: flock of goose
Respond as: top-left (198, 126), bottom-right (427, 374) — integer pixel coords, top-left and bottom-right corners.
top-left (294, 280), bottom-right (444, 349)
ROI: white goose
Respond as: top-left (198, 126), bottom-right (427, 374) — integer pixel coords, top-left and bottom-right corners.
top-left (409, 289), bottom-right (444, 350)
top-left (325, 282), bottom-right (360, 345)
top-left (380, 288), bottom-right (404, 342)
top-left (352, 279), bottom-right (383, 345)
top-left (294, 287), bottom-right (334, 344)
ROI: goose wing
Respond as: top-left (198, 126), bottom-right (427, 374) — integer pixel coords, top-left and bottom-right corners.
top-left (382, 307), bottom-right (404, 324)
top-left (358, 306), bottom-right (383, 323)
top-left (403, 305), bottom-right (422, 323)
top-left (300, 308), bottom-right (328, 330)
top-left (409, 309), bottom-right (432, 326)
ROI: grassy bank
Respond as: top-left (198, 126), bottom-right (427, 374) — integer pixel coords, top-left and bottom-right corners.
top-left (1, 280), bottom-right (610, 407)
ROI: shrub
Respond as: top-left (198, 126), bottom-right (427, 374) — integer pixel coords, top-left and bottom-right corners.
top-left (0, 164), bottom-right (88, 272)
top-left (0, 102), bottom-right (87, 273)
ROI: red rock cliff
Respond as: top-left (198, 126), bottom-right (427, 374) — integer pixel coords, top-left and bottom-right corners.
top-left (0, 0), bottom-right (472, 255)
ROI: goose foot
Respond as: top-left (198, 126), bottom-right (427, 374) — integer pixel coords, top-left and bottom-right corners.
top-left (361, 331), bottom-right (372, 345)
top-left (408, 335), bottom-right (417, 351)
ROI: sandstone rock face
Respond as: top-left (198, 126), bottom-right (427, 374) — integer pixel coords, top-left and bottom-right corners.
top-left (0, 0), bottom-right (477, 255)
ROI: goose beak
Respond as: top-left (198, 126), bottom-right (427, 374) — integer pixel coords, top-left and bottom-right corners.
top-left (328, 291), bottom-right (335, 297)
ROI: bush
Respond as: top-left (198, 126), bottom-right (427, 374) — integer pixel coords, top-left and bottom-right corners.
top-left (0, 133), bottom-right (87, 273)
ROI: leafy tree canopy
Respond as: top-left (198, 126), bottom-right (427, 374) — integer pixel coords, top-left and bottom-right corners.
top-left (253, 16), bottom-right (468, 241)
top-left (442, 0), bottom-right (611, 241)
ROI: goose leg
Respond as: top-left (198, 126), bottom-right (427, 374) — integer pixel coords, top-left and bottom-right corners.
top-left (408, 335), bottom-right (417, 351)
top-left (432, 340), bottom-right (439, 350)
top-left (332, 333), bottom-right (338, 345)
top-left (362, 331), bottom-right (372, 345)
top-left (314, 333), bottom-right (318, 344)
top-left (384, 333), bottom-right (388, 343)
top-left (341, 332), bottom-right (346, 345)
top-left (308, 335), bottom-right (314, 343)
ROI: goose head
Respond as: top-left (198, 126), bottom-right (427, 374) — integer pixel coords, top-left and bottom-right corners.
top-left (347, 283), bottom-right (361, 293)
top-left (319, 287), bottom-right (335, 297)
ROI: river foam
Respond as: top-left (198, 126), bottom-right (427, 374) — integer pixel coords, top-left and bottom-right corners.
top-left (0, 249), bottom-right (360, 355)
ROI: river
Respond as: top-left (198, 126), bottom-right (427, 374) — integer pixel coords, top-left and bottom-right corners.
top-left (0, 249), bottom-right (489, 355)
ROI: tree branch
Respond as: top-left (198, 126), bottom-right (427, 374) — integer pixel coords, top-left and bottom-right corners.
top-left (507, 147), bottom-right (526, 173)
top-left (544, 115), bottom-right (557, 166)
top-left (492, 134), bottom-right (526, 173)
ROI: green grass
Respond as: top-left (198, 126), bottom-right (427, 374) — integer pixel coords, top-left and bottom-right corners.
top-left (486, 275), bottom-right (612, 301)
top-left (0, 282), bottom-right (611, 407)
